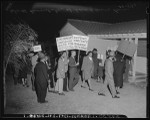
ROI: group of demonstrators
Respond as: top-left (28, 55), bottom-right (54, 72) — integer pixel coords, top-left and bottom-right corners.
top-left (12, 46), bottom-right (128, 103)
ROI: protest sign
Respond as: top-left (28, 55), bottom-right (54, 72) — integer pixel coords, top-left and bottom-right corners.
top-left (56, 36), bottom-right (73, 52)
top-left (117, 39), bottom-right (129, 55)
top-left (33, 45), bottom-right (42, 52)
top-left (126, 42), bottom-right (137, 57)
top-left (72, 35), bottom-right (89, 51)
top-left (117, 39), bottom-right (137, 57)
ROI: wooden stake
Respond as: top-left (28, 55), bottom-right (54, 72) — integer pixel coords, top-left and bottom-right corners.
top-left (78, 50), bottom-right (80, 63)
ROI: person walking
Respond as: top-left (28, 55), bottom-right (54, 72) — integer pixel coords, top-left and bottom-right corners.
top-left (55, 51), bottom-right (67, 95)
top-left (81, 51), bottom-right (94, 91)
top-left (34, 51), bottom-right (49, 103)
top-left (113, 52), bottom-right (126, 93)
top-left (63, 51), bottom-right (69, 92)
top-left (98, 50), bottom-right (119, 98)
top-left (68, 51), bottom-right (79, 91)
top-left (92, 48), bottom-right (99, 80)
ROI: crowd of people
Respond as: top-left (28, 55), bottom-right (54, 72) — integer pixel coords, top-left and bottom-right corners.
top-left (12, 47), bottom-right (132, 103)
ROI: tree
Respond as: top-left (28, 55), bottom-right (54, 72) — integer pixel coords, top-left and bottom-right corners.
top-left (4, 22), bottom-right (38, 109)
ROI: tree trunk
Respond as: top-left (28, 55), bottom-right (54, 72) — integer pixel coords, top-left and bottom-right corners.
top-left (3, 48), bottom-right (13, 109)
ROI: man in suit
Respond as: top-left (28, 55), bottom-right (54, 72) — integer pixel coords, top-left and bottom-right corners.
top-left (55, 51), bottom-right (67, 95)
top-left (68, 51), bottom-right (79, 91)
top-left (63, 51), bottom-right (69, 92)
top-left (98, 51), bottom-right (119, 98)
top-left (34, 51), bottom-right (49, 103)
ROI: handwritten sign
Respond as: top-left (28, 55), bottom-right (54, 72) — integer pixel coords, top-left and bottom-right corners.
top-left (56, 35), bottom-right (89, 52)
top-left (33, 45), bottom-right (42, 52)
top-left (56, 36), bottom-right (74, 51)
top-left (72, 35), bottom-right (89, 51)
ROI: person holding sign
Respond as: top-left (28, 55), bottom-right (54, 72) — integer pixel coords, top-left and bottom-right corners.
top-left (55, 51), bottom-right (67, 95)
top-left (113, 51), bottom-right (126, 91)
top-left (63, 51), bottom-right (69, 92)
top-left (81, 51), bottom-right (94, 91)
top-left (68, 51), bottom-right (79, 91)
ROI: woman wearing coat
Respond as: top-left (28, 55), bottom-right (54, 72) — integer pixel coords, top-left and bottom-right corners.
top-left (55, 51), bottom-right (67, 95)
top-left (81, 51), bottom-right (94, 91)
top-left (113, 52), bottom-right (126, 93)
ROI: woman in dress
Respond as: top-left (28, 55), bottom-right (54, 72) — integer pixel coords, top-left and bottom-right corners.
top-left (81, 51), bottom-right (94, 91)
top-left (113, 52), bottom-right (126, 93)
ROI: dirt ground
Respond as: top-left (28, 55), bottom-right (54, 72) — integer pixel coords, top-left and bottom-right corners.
top-left (4, 74), bottom-right (147, 118)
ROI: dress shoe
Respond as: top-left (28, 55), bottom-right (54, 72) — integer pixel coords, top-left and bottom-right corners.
top-left (53, 91), bottom-right (59, 93)
top-left (81, 85), bottom-right (86, 88)
top-left (98, 93), bottom-right (105, 96)
top-left (116, 91), bottom-right (120, 94)
top-left (48, 90), bottom-right (54, 92)
top-left (63, 90), bottom-right (69, 92)
top-left (112, 95), bottom-right (120, 98)
top-left (89, 88), bottom-right (94, 91)
top-left (69, 89), bottom-right (74, 91)
top-left (40, 100), bottom-right (48, 103)
top-left (59, 93), bottom-right (65, 95)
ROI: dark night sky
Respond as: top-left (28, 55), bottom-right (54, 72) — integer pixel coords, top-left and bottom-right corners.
top-left (3, 1), bottom-right (149, 43)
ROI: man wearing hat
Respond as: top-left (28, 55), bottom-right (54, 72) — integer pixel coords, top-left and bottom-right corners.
top-left (34, 51), bottom-right (49, 103)
top-left (98, 50), bottom-right (119, 98)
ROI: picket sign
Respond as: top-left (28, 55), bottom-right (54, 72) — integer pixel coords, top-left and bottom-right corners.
top-left (117, 39), bottom-right (137, 57)
top-left (56, 35), bottom-right (89, 52)
top-left (56, 35), bottom-right (74, 52)
top-left (72, 35), bottom-right (89, 51)
top-left (33, 45), bottom-right (42, 52)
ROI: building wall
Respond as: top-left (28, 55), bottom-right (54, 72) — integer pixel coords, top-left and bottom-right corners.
top-left (137, 39), bottom-right (147, 57)
top-left (136, 57), bottom-right (147, 74)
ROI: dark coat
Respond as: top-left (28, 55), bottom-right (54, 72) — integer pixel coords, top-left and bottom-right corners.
top-left (92, 53), bottom-right (99, 78)
top-left (98, 59), bottom-right (104, 77)
top-left (81, 56), bottom-right (93, 80)
top-left (69, 56), bottom-right (78, 74)
top-left (34, 62), bottom-right (49, 88)
top-left (113, 59), bottom-right (126, 87)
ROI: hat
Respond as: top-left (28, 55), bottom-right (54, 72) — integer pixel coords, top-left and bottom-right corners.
top-left (108, 51), bottom-right (115, 57)
top-left (93, 48), bottom-right (97, 51)
top-left (38, 51), bottom-right (45, 59)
